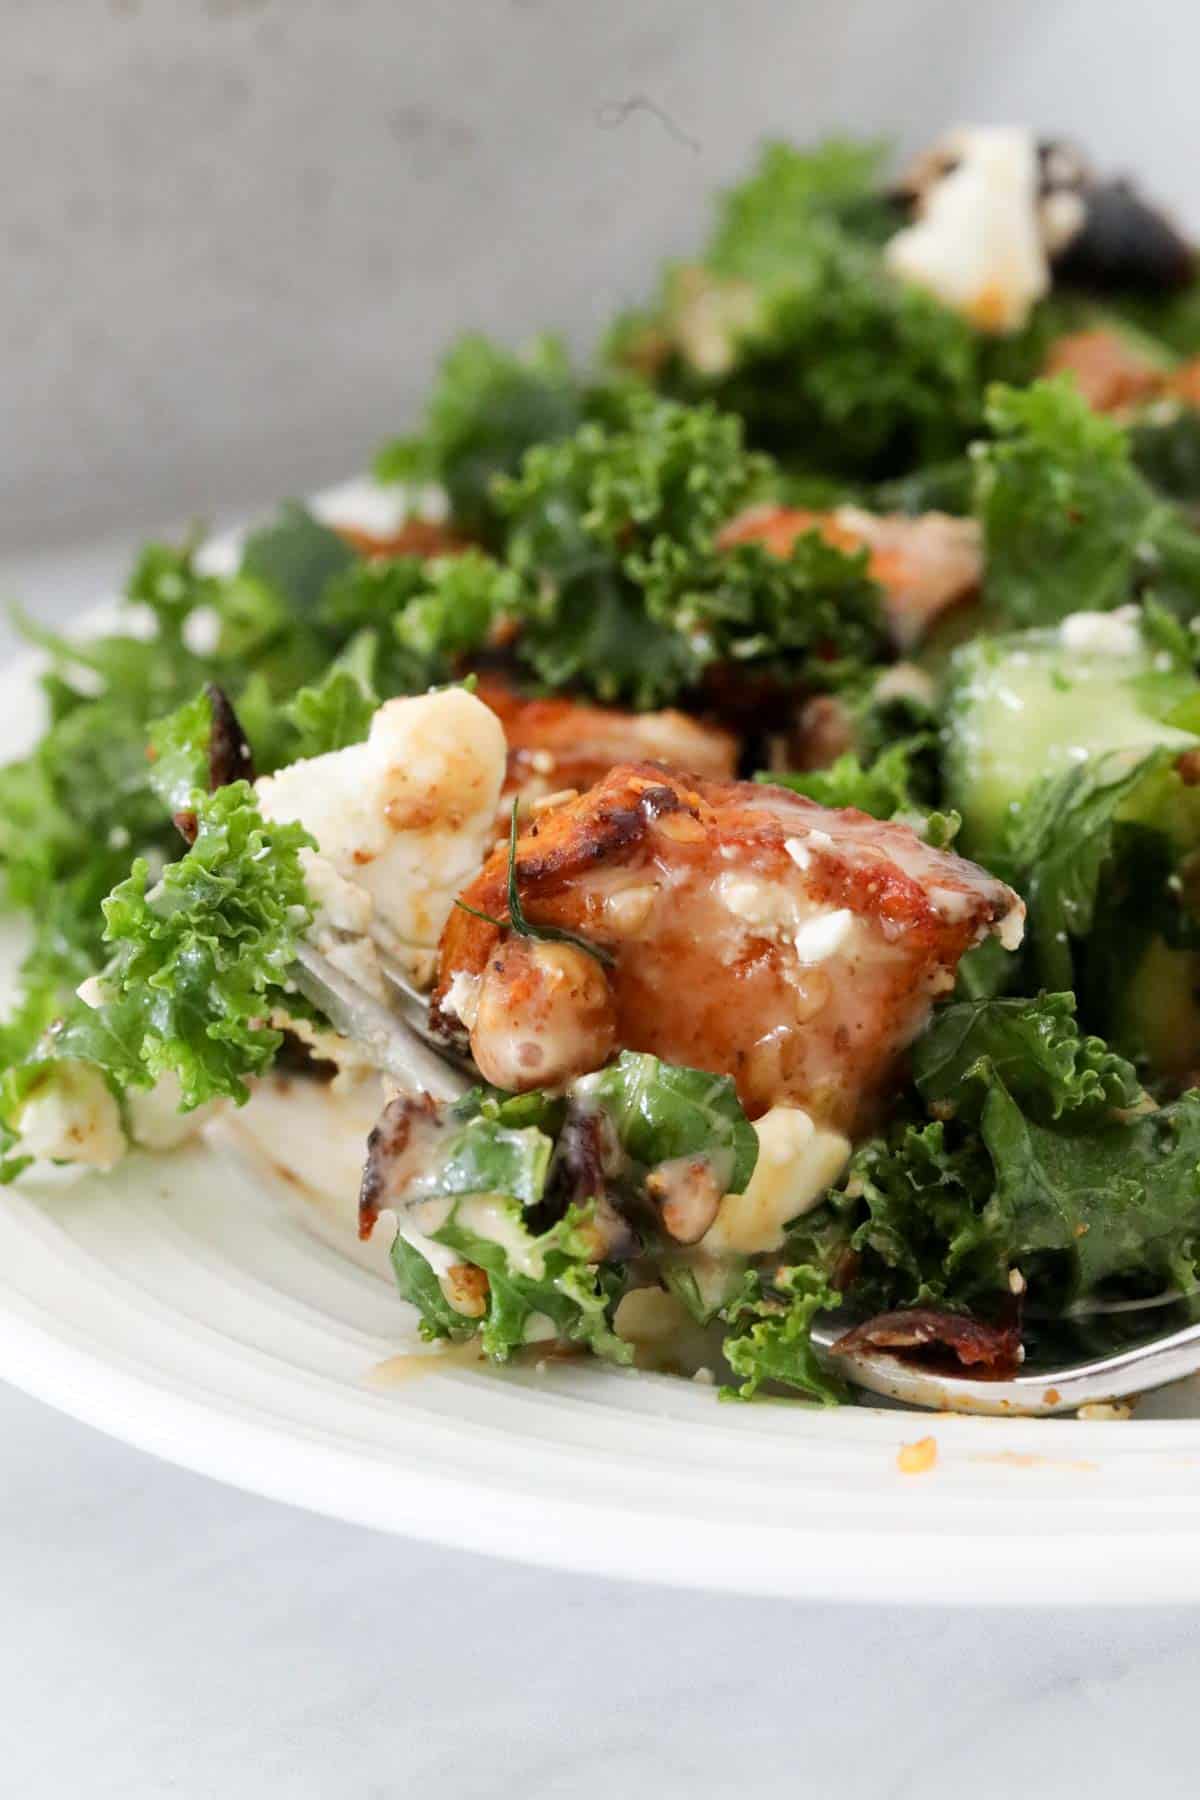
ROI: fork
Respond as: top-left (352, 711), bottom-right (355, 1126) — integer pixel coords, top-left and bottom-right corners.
top-left (290, 938), bottom-right (1200, 1416)
top-left (289, 940), bottom-right (470, 1104)
top-left (809, 1306), bottom-right (1200, 1417)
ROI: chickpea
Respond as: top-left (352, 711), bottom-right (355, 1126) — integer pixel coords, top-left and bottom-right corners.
top-left (469, 937), bottom-right (617, 1092)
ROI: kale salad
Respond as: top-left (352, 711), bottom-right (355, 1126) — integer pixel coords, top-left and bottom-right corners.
top-left (7, 125), bottom-right (1200, 1406)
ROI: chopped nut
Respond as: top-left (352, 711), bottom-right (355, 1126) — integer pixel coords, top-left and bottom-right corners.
top-left (440, 1262), bottom-right (489, 1318)
top-left (652, 809), bottom-right (707, 845)
top-left (528, 787), bottom-right (580, 815)
top-left (647, 1156), bottom-right (724, 1244)
top-left (604, 883), bottom-right (659, 935)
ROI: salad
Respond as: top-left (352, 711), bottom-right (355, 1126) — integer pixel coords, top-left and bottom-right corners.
top-left (6, 124), bottom-right (1200, 1404)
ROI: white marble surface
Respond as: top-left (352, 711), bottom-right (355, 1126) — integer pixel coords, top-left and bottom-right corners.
top-left (4, 543), bottom-right (1200, 1797)
top-left (5, 1378), bottom-right (1200, 1800)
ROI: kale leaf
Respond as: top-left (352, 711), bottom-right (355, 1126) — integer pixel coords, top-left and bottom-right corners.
top-left (497, 393), bottom-right (884, 706)
top-left (384, 1089), bottom-right (629, 1363)
top-left (791, 994), bottom-right (1200, 1315)
top-left (240, 501), bottom-right (359, 615)
top-left (381, 1054), bottom-right (763, 1363)
top-left (577, 1050), bottom-right (759, 1195)
top-left (282, 633), bottom-right (380, 759)
top-left (1, 691), bottom-right (316, 1170)
top-left (609, 138), bottom-right (997, 479)
top-left (975, 379), bottom-right (1200, 631)
top-left (911, 991), bottom-right (1143, 1125)
top-left (1004, 745), bottom-right (1183, 991)
top-left (975, 381), bottom-right (1163, 628)
top-left (760, 732), bottom-right (939, 819)
top-left (374, 335), bottom-right (585, 542)
top-left (721, 1264), bottom-right (846, 1403)
top-left (706, 137), bottom-right (895, 281)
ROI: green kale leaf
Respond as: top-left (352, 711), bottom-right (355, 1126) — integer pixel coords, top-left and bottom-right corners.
top-left (793, 994), bottom-right (1200, 1315)
top-left (381, 1089), bottom-right (630, 1363)
top-left (239, 502), bottom-right (358, 617)
top-left (980, 1081), bottom-right (1200, 1300)
top-left (721, 1263), bottom-right (846, 1403)
top-left (429, 1201), bottom-right (630, 1364)
top-left (1004, 745), bottom-right (1181, 991)
top-left (975, 380), bottom-right (1161, 628)
top-left (282, 634), bottom-right (380, 759)
top-left (374, 334), bottom-right (584, 541)
top-left (974, 379), bottom-right (1200, 632)
top-left (497, 394), bottom-right (883, 706)
top-left (381, 1056), bottom-right (761, 1362)
top-left (611, 138), bottom-right (990, 479)
top-left (706, 137), bottom-right (895, 281)
top-left (577, 1050), bottom-right (759, 1195)
top-left (911, 991), bottom-right (1143, 1126)
top-left (760, 732), bottom-right (937, 818)
top-left (2, 763), bottom-right (315, 1164)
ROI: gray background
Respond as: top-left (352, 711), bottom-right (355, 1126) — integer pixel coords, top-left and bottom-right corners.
top-left (4, 0), bottom-right (1197, 553)
top-left (6, 6), bottom-right (1200, 1796)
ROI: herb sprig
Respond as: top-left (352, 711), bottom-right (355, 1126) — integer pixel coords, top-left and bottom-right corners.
top-left (456, 800), bottom-right (615, 968)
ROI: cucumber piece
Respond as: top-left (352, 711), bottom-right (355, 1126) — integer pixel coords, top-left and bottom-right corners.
top-left (943, 612), bottom-right (1198, 861)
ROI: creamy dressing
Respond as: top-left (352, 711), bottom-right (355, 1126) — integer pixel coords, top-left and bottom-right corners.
top-left (450, 1194), bottom-right (546, 1280)
top-left (397, 1219), bottom-right (460, 1278)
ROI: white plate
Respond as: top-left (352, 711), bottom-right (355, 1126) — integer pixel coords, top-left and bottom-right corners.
top-left (5, 517), bottom-right (1200, 1606)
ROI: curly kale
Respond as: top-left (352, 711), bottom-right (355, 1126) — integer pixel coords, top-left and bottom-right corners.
top-left (975, 379), bottom-right (1200, 629)
top-left (606, 137), bottom-right (1073, 481)
top-left (785, 994), bottom-right (1200, 1321)
top-left (373, 335), bottom-right (586, 542)
top-left (496, 393), bottom-right (884, 705)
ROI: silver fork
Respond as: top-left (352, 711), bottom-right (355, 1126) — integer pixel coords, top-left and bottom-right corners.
top-left (809, 1308), bottom-right (1200, 1417)
top-left (289, 940), bottom-right (470, 1103)
top-left (291, 939), bottom-right (1200, 1416)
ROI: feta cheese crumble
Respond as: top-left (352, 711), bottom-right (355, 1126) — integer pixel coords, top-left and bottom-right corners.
top-left (703, 1105), bottom-right (851, 1254)
top-left (886, 127), bottom-right (1048, 333)
top-left (256, 688), bottom-right (506, 981)
top-left (1058, 606), bottom-right (1144, 658)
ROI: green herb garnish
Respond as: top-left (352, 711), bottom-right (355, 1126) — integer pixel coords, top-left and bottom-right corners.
top-left (456, 800), bottom-right (615, 968)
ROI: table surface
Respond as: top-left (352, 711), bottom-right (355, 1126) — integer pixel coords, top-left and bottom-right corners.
top-left (4, 539), bottom-right (1200, 1800)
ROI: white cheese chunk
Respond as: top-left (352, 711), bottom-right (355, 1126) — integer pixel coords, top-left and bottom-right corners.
top-left (441, 968), bottom-right (482, 1031)
top-left (702, 1106), bottom-right (851, 1254)
top-left (16, 1061), bottom-right (127, 1171)
top-left (126, 1073), bottom-right (218, 1152)
top-left (256, 688), bottom-right (506, 976)
top-left (793, 908), bottom-right (855, 964)
top-left (885, 127), bottom-right (1048, 333)
top-left (1058, 606), bottom-right (1144, 658)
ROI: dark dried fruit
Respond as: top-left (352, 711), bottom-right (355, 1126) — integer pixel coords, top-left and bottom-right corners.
top-left (1053, 178), bottom-right (1195, 294)
top-left (835, 1306), bottom-right (1022, 1374)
